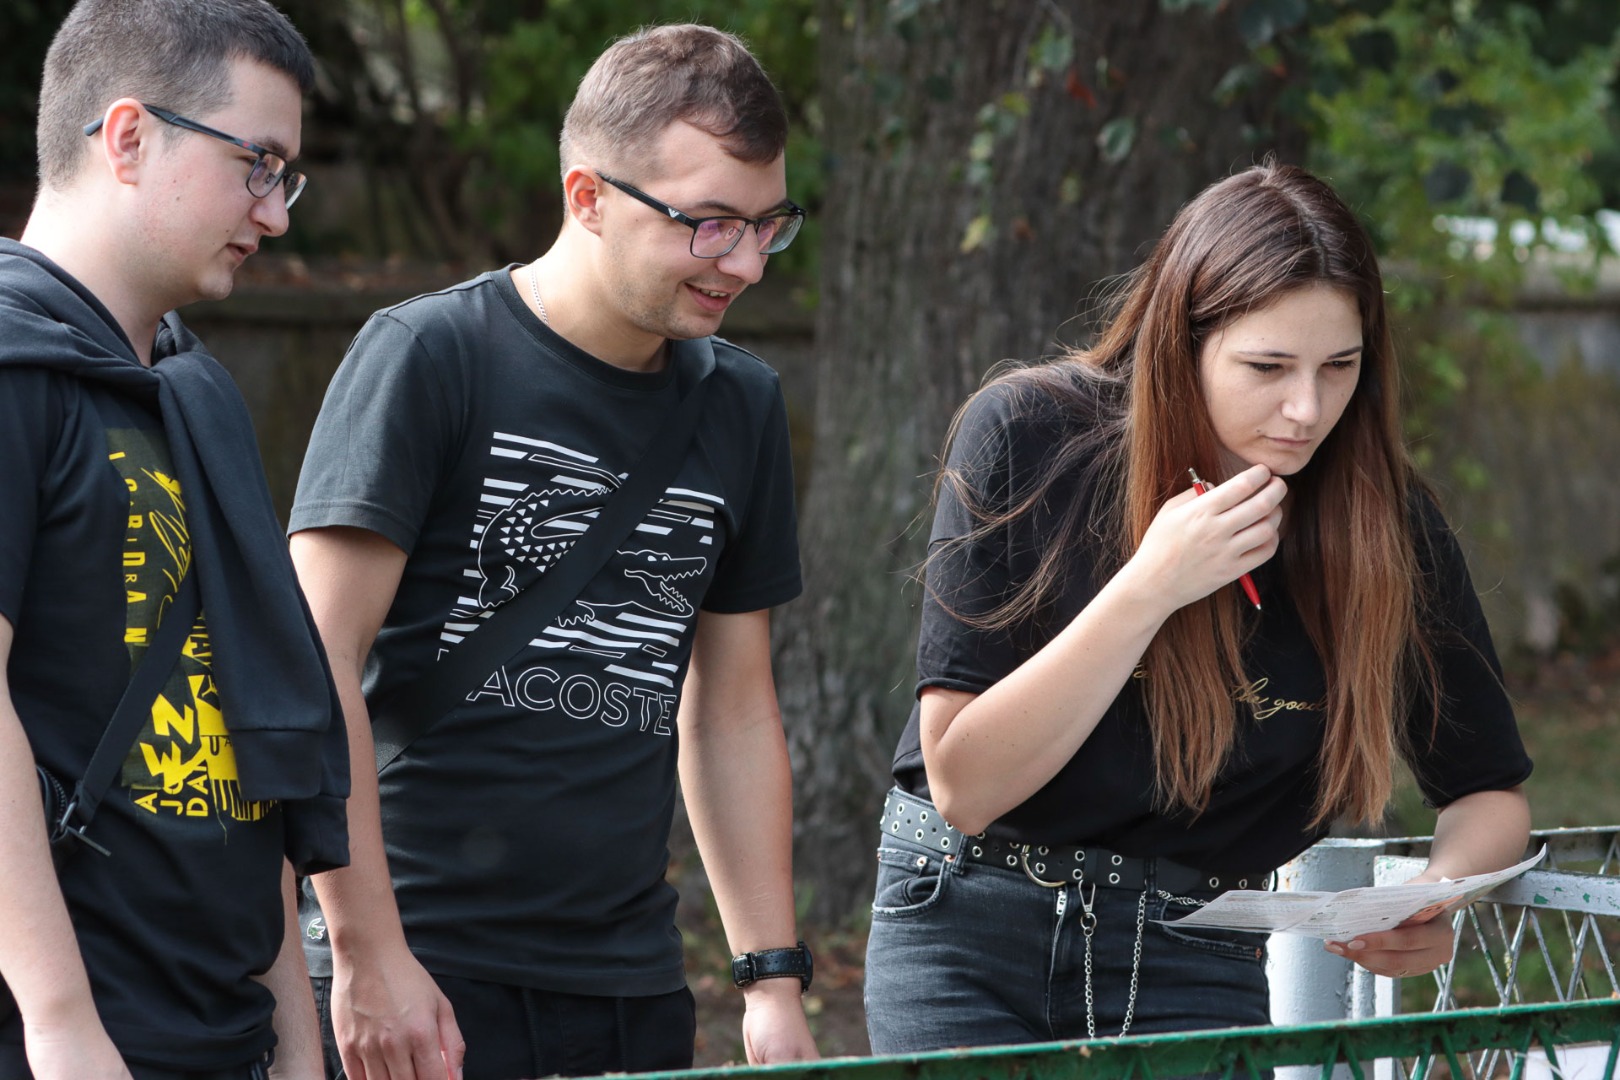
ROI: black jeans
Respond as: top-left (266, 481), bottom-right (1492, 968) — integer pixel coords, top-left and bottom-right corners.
top-left (864, 789), bottom-right (1272, 1053)
top-left (312, 973), bottom-right (695, 1080)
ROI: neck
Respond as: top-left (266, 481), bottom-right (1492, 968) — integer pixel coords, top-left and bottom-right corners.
top-left (21, 196), bottom-right (163, 367)
top-left (524, 242), bottom-right (670, 374)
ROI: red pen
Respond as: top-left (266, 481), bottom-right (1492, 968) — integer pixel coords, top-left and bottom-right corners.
top-left (1188, 468), bottom-right (1262, 611)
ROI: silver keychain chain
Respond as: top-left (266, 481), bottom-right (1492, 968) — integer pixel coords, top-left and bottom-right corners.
top-left (1020, 844), bottom-right (1221, 1039)
top-left (1078, 882), bottom-right (1212, 1038)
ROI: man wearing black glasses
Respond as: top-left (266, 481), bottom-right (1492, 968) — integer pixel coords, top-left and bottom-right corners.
top-left (0, 2), bottom-right (348, 1079)
top-left (290, 22), bottom-right (818, 1080)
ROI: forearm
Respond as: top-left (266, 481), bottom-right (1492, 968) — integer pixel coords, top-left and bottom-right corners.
top-left (0, 695), bottom-right (103, 1035)
top-left (923, 558), bottom-right (1174, 832)
top-left (680, 704), bottom-right (817, 1063)
top-left (680, 710), bottom-right (798, 953)
top-left (288, 530), bottom-right (412, 963)
top-left (309, 673), bottom-right (410, 961)
top-left (258, 862), bottom-right (321, 1078)
top-left (1419, 785), bottom-right (1531, 882)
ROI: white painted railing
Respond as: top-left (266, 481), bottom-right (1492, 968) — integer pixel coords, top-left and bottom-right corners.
top-left (1271, 828), bottom-right (1620, 1080)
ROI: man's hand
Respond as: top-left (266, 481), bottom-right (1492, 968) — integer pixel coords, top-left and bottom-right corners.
top-left (739, 979), bottom-right (819, 1065)
top-left (331, 945), bottom-right (465, 1080)
top-left (25, 1011), bottom-right (133, 1080)
top-left (1325, 913), bottom-right (1457, 979)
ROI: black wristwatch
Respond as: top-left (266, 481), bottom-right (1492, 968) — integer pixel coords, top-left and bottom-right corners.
top-left (731, 941), bottom-right (813, 992)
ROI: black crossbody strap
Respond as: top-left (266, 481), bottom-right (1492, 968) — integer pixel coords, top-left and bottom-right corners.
top-left (370, 347), bottom-right (717, 773)
top-left (57, 570), bottom-right (201, 850)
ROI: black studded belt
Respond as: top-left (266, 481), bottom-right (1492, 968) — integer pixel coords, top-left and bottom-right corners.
top-left (878, 788), bottom-right (1273, 894)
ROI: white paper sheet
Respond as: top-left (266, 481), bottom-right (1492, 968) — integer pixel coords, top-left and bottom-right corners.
top-left (1160, 847), bottom-right (1545, 938)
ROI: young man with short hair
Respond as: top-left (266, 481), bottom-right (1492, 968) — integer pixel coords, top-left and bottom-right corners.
top-left (291, 23), bottom-right (818, 1080)
top-left (0, 2), bottom-right (348, 1078)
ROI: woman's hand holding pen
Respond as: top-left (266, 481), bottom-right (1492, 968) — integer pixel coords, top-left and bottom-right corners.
top-left (1125, 463), bottom-right (1286, 614)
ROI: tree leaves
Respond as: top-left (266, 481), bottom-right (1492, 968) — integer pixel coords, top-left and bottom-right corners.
top-left (1097, 117), bottom-right (1138, 164)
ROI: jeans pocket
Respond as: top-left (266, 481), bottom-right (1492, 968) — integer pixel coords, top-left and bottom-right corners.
top-left (1151, 897), bottom-right (1269, 963)
top-left (871, 846), bottom-right (950, 919)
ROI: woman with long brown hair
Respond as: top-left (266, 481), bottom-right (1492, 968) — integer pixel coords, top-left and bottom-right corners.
top-left (863, 162), bottom-right (1531, 1052)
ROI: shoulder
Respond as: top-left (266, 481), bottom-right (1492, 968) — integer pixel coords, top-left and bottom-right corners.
top-left (698, 337), bottom-right (791, 444)
top-left (1405, 482), bottom-right (1464, 568)
top-left (1401, 480), bottom-right (1491, 628)
top-left (708, 336), bottom-right (785, 397)
top-left (0, 366), bottom-right (72, 431)
top-left (364, 270), bottom-right (511, 344)
top-left (952, 361), bottom-right (1119, 464)
top-left (335, 272), bottom-right (514, 388)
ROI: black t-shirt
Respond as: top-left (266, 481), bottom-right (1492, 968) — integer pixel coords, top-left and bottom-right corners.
top-left (0, 371), bottom-right (284, 1068)
top-left (892, 377), bottom-right (1532, 873)
top-left (290, 268), bottom-right (801, 995)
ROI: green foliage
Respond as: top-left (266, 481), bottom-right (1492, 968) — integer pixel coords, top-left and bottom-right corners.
top-left (282, 0), bottom-right (819, 263)
top-left (1299, 0), bottom-right (1620, 456)
top-left (447, 0), bottom-right (816, 262)
top-left (1096, 117), bottom-right (1137, 165)
top-left (1307, 0), bottom-right (1618, 295)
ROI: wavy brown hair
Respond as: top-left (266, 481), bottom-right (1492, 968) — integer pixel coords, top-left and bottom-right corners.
top-left (934, 162), bottom-right (1438, 826)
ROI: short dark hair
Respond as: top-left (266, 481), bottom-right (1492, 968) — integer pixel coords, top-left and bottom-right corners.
top-left (560, 23), bottom-right (787, 176)
top-left (36, 0), bottom-right (314, 190)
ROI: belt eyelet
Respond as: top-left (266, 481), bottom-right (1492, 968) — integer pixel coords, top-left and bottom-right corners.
top-left (916, 856), bottom-right (927, 868)
top-left (1038, 845), bottom-right (1050, 855)
top-left (1072, 869), bottom-right (1083, 881)
top-left (915, 829), bottom-right (924, 840)
top-left (1006, 855), bottom-right (1018, 867)
top-left (940, 837), bottom-right (951, 849)
top-left (1111, 854), bottom-right (1123, 867)
top-left (1209, 877), bottom-right (1220, 888)
top-left (1108, 872), bottom-right (1121, 885)
top-left (920, 811), bottom-right (930, 822)
top-left (1238, 878), bottom-right (1248, 888)
top-left (973, 846), bottom-right (983, 857)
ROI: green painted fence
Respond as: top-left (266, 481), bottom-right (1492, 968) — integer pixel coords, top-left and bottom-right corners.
top-left (644, 1000), bottom-right (1620, 1080)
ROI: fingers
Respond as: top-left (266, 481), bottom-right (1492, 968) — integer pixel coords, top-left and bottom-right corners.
top-left (1324, 919), bottom-right (1456, 979)
top-left (1198, 464), bottom-right (1280, 513)
top-left (437, 999), bottom-right (466, 1080)
top-left (1196, 469), bottom-right (1285, 561)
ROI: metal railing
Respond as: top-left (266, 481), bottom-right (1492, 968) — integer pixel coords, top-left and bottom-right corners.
top-left (1271, 828), bottom-right (1620, 1080)
top-left (650, 830), bottom-right (1620, 1080)
top-left (651, 1001), bottom-right (1620, 1080)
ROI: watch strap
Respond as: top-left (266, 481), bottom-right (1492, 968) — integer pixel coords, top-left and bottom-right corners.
top-left (731, 941), bottom-right (813, 992)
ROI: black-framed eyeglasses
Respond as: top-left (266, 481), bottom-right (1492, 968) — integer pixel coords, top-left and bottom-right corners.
top-left (84, 104), bottom-right (306, 209)
top-left (598, 173), bottom-right (804, 259)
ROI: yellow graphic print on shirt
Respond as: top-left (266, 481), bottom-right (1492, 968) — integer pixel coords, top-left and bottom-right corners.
top-left (107, 427), bottom-right (275, 824)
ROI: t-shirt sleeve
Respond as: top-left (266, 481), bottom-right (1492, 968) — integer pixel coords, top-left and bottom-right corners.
top-left (0, 371), bottom-right (54, 625)
top-left (913, 388), bottom-right (1026, 696)
top-left (701, 382), bottom-right (802, 613)
top-left (288, 312), bottom-right (458, 553)
top-left (1403, 492), bottom-right (1534, 807)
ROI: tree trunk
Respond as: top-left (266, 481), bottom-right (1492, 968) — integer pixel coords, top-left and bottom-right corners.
top-left (777, 0), bottom-right (1304, 924)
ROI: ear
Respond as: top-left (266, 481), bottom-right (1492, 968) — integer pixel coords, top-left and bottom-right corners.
top-left (94, 98), bottom-right (152, 187)
top-left (562, 166), bottom-right (606, 236)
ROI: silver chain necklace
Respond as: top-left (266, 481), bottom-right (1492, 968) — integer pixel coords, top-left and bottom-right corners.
top-left (527, 262), bottom-right (549, 325)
